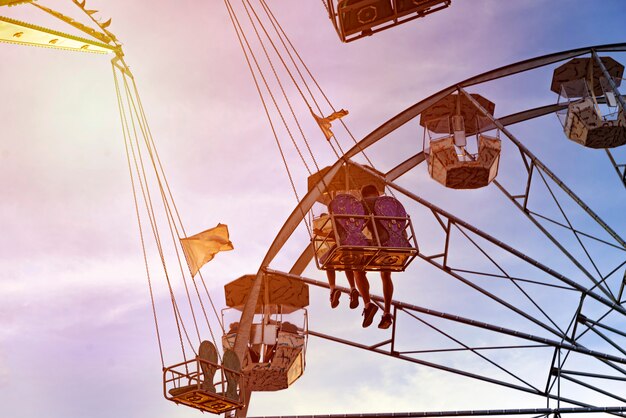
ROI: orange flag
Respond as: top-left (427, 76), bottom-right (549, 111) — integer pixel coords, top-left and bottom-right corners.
top-left (311, 108), bottom-right (349, 140)
top-left (180, 223), bottom-right (234, 277)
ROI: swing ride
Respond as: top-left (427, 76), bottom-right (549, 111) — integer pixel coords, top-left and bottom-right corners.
top-left (2, 1), bottom-right (626, 418)
top-left (323, 0), bottom-right (452, 43)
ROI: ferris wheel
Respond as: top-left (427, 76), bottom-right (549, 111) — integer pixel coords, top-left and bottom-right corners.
top-left (213, 1), bottom-right (626, 417)
top-left (2, 1), bottom-right (625, 418)
top-left (249, 43), bottom-right (626, 418)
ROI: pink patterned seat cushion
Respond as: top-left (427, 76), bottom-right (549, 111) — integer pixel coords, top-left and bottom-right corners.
top-left (329, 194), bottom-right (369, 246)
top-left (373, 196), bottom-right (411, 248)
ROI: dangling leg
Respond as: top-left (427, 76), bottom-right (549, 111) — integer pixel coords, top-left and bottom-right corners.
top-left (378, 271), bottom-right (394, 329)
top-left (355, 271), bottom-right (377, 327)
top-left (327, 269), bottom-right (341, 308)
top-left (345, 270), bottom-right (359, 309)
top-left (199, 341), bottom-right (218, 393)
top-left (354, 270), bottom-right (370, 305)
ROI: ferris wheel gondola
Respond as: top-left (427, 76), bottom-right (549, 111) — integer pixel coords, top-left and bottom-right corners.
top-left (420, 93), bottom-right (502, 189)
top-left (552, 56), bottom-right (626, 149)
top-left (223, 272), bottom-right (309, 391)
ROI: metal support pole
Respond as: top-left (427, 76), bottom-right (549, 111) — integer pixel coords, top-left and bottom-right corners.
top-left (266, 269), bottom-right (626, 364)
top-left (592, 50), bottom-right (626, 113)
top-left (248, 406), bottom-right (626, 418)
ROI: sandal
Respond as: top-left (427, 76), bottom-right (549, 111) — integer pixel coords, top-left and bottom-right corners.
top-left (330, 288), bottom-right (341, 309)
top-left (378, 313), bottom-right (393, 330)
top-left (362, 303), bottom-right (378, 328)
top-left (349, 288), bottom-right (360, 309)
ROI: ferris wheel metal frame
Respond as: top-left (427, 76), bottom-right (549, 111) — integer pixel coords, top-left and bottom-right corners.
top-left (234, 42), bottom-right (626, 418)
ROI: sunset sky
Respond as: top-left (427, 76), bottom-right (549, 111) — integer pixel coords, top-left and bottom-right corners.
top-left (1, 1), bottom-right (625, 418)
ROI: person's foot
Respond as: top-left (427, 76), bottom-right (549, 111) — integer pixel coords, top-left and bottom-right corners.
top-left (378, 312), bottom-right (393, 329)
top-left (349, 288), bottom-right (360, 309)
top-left (330, 288), bottom-right (341, 309)
top-left (362, 303), bottom-right (378, 328)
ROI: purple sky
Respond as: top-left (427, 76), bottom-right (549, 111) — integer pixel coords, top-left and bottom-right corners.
top-left (1, 1), bottom-right (625, 418)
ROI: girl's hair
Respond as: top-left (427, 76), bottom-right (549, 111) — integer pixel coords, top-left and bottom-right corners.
top-left (361, 184), bottom-right (379, 197)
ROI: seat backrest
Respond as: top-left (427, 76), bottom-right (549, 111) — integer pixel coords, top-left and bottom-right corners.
top-left (329, 193), bottom-right (368, 246)
top-left (222, 349), bottom-right (241, 400)
top-left (373, 196), bottom-right (411, 248)
top-left (198, 340), bottom-right (218, 391)
top-left (339, 0), bottom-right (394, 35)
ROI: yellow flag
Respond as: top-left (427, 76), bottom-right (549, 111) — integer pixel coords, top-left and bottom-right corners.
top-left (327, 109), bottom-right (349, 121)
top-left (180, 223), bottom-right (234, 277)
top-left (311, 108), bottom-right (349, 140)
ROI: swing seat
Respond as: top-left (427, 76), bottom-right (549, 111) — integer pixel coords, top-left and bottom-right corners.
top-left (329, 193), bottom-right (369, 246)
top-left (164, 345), bottom-right (244, 414)
top-left (313, 194), bottom-right (418, 272)
top-left (367, 195), bottom-right (418, 270)
top-left (315, 193), bottom-right (375, 270)
top-left (428, 135), bottom-right (501, 189)
top-left (396, 0), bottom-right (451, 19)
top-left (338, 0), bottom-right (394, 37)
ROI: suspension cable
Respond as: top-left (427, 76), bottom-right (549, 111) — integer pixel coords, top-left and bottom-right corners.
top-left (121, 74), bottom-right (205, 347)
top-left (260, 0), bottom-right (376, 167)
top-left (258, 0), bottom-right (399, 199)
top-left (245, 0), bottom-right (329, 170)
top-left (258, 0), bottom-right (344, 160)
top-left (117, 67), bottom-right (194, 361)
top-left (113, 63), bottom-right (165, 368)
top-left (129, 78), bottom-right (226, 336)
top-left (225, 0), bottom-right (312, 237)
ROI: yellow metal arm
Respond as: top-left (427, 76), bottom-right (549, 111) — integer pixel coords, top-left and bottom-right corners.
top-left (0, 15), bottom-right (117, 54)
top-left (0, 0), bottom-right (36, 7)
top-left (31, 3), bottom-right (115, 45)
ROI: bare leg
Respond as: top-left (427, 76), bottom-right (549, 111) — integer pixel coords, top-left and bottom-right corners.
top-left (354, 271), bottom-right (371, 306)
top-left (357, 270), bottom-right (378, 327)
top-left (345, 270), bottom-right (360, 309)
top-left (344, 270), bottom-right (356, 290)
top-left (381, 271), bottom-right (393, 314)
top-left (326, 269), bottom-right (336, 290)
top-left (327, 269), bottom-right (340, 308)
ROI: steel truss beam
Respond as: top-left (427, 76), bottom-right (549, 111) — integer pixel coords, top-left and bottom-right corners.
top-left (265, 269), bottom-right (626, 416)
top-left (248, 406), bottom-right (626, 418)
top-left (605, 150), bottom-right (626, 188)
top-left (460, 87), bottom-right (625, 302)
top-left (267, 269), bottom-right (626, 365)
